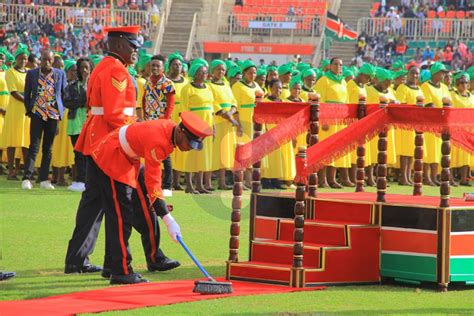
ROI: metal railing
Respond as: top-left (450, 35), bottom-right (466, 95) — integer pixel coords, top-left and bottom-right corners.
top-left (218, 13), bottom-right (324, 40)
top-left (152, 0), bottom-right (172, 54)
top-left (186, 12), bottom-right (200, 60)
top-left (0, 3), bottom-right (152, 29)
top-left (357, 17), bottom-right (474, 40)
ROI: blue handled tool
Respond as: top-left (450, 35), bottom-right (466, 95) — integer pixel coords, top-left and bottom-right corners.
top-left (176, 235), bottom-right (233, 294)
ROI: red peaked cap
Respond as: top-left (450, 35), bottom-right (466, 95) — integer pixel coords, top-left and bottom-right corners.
top-left (179, 111), bottom-right (213, 150)
top-left (406, 61), bottom-right (420, 70)
top-left (103, 25), bottom-right (141, 35)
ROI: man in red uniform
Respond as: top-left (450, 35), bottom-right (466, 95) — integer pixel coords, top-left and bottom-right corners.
top-left (92, 111), bottom-right (213, 284)
top-left (65, 26), bottom-right (179, 276)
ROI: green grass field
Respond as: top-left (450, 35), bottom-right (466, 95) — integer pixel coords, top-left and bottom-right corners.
top-left (1, 177), bottom-right (473, 315)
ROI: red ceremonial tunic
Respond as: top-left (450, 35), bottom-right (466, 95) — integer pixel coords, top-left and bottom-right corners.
top-left (92, 119), bottom-right (175, 203)
top-left (75, 56), bottom-right (137, 156)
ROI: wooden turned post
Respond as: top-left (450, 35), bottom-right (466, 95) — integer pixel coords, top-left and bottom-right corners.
top-left (376, 97), bottom-right (388, 203)
top-left (440, 99), bottom-right (451, 208)
top-left (356, 95), bottom-right (367, 192)
top-left (292, 147), bottom-right (307, 287)
top-left (307, 94), bottom-right (320, 198)
top-left (229, 168), bottom-right (244, 262)
top-left (252, 122), bottom-right (263, 193)
top-left (413, 96), bottom-right (425, 196)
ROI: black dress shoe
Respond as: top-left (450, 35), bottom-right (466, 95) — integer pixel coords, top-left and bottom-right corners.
top-left (101, 268), bottom-right (111, 279)
top-left (147, 257), bottom-right (181, 272)
top-left (0, 271), bottom-right (16, 281)
top-left (64, 264), bottom-right (102, 274)
top-left (110, 273), bottom-right (149, 285)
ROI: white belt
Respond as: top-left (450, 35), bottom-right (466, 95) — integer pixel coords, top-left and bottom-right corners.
top-left (118, 126), bottom-right (138, 159)
top-left (90, 106), bottom-right (135, 117)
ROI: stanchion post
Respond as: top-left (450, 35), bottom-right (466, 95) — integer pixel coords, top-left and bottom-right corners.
top-left (356, 95), bottom-right (367, 192)
top-left (307, 94), bottom-right (320, 198)
top-left (292, 147), bottom-right (307, 288)
top-left (376, 97), bottom-right (388, 203)
top-left (440, 98), bottom-right (451, 208)
top-left (413, 96), bottom-right (425, 196)
top-left (229, 157), bottom-right (244, 262)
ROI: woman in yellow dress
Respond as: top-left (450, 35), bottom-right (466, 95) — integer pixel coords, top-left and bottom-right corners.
top-left (261, 79), bottom-right (286, 189)
top-left (255, 67), bottom-right (266, 91)
top-left (420, 62), bottom-right (451, 186)
top-left (300, 68), bottom-right (317, 103)
top-left (263, 65), bottom-right (278, 96)
top-left (180, 61), bottom-right (216, 194)
top-left (226, 65), bottom-right (242, 87)
top-left (395, 65), bottom-right (424, 185)
top-left (167, 52), bottom-right (189, 191)
top-left (208, 59), bottom-right (241, 190)
top-left (1, 45), bottom-right (29, 180)
top-left (314, 57), bottom-right (353, 188)
top-left (450, 72), bottom-right (474, 185)
top-left (135, 53), bottom-right (152, 121)
top-left (0, 49), bottom-right (10, 172)
top-left (366, 68), bottom-right (398, 176)
top-left (51, 59), bottom-right (76, 186)
top-left (231, 60), bottom-right (264, 188)
top-left (278, 63), bottom-right (292, 100)
top-left (347, 63), bottom-right (376, 186)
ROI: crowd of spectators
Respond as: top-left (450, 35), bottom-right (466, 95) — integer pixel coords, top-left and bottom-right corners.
top-left (375, 0), bottom-right (474, 18)
top-left (353, 31), bottom-right (473, 70)
top-left (0, 17), bottom-right (150, 58)
top-left (0, 0), bottom-right (161, 58)
top-left (6, 0), bottom-right (162, 10)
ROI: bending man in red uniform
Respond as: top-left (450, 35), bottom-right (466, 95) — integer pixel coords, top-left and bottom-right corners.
top-left (92, 111), bottom-right (213, 284)
top-left (65, 26), bottom-right (179, 276)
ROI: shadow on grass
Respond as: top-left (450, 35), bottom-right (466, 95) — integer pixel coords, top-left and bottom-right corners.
top-left (228, 309), bottom-right (474, 315)
top-left (0, 265), bottom-right (228, 300)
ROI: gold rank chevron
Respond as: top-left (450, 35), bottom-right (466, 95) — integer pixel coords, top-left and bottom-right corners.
top-left (111, 78), bottom-right (127, 92)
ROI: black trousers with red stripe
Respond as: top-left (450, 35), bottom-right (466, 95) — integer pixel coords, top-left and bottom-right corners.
top-left (98, 166), bottom-right (165, 275)
top-left (66, 159), bottom-right (166, 270)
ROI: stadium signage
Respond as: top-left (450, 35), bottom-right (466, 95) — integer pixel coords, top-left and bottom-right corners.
top-left (248, 21), bottom-right (297, 29)
top-left (203, 42), bottom-right (313, 55)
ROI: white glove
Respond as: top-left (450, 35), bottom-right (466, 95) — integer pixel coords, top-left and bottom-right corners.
top-left (162, 213), bottom-right (181, 242)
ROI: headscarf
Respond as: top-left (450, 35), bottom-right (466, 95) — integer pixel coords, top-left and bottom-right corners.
top-left (466, 66), bottom-right (474, 80)
top-left (240, 59), bottom-right (256, 72)
top-left (165, 51), bottom-right (184, 73)
top-left (224, 60), bottom-right (237, 71)
top-left (320, 59), bottom-right (330, 70)
top-left (278, 63), bottom-right (293, 76)
top-left (15, 43), bottom-right (29, 58)
top-left (375, 68), bottom-right (394, 82)
top-left (137, 53), bottom-right (152, 71)
top-left (256, 67), bottom-right (267, 77)
top-left (190, 58), bottom-right (208, 68)
top-left (227, 65), bottom-right (242, 79)
top-left (391, 60), bottom-right (404, 71)
top-left (289, 74), bottom-right (302, 89)
top-left (342, 66), bottom-right (355, 78)
top-left (453, 71), bottom-right (470, 83)
top-left (296, 62), bottom-right (310, 73)
top-left (393, 69), bottom-right (408, 79)
top-left (420, 69), bottom-right (431, 83)
top-left (359, 63), bottom-right (376, 77)
top-left (188, 61), bottom-right (207, 78)
top-left (209, 59), bottom-right (226, 73)
top-left (302, 68), bottom-right (316, 79)
top-left (64, 60), bottom-right (76, 72)
top-left (430, 62), bottom-right (448, 75)
top-left (266, 65), bottom-right (278, 73)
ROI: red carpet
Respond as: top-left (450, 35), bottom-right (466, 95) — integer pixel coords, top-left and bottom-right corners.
top-left (0, 279), bottom-right (324, 316)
